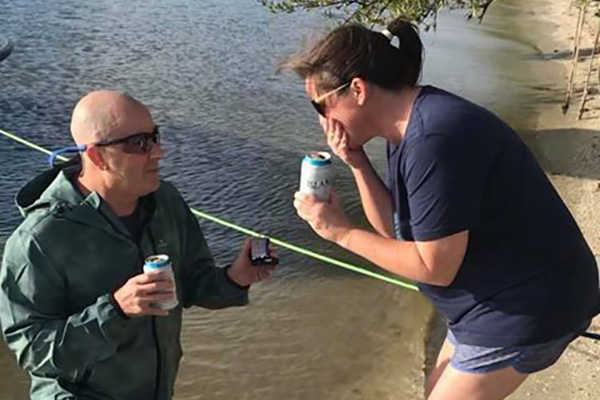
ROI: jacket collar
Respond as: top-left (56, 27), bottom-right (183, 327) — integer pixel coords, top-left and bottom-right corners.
top-left (16, 164), bottom-right (157, 240)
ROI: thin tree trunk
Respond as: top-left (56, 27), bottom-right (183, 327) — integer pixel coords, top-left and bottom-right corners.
top-left (578, 17), bottom-right (600, 119)
top-left (564, 3), bottom-right (588, 114)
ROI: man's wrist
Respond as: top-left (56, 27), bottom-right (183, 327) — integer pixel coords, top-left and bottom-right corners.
top-left (224, 265), bottom-right (250, 289)
top-left (109, 291), bottom-right (130, 320)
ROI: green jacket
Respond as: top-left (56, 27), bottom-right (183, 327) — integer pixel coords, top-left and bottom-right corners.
top-left (0, 165), bottom-right (249, 400)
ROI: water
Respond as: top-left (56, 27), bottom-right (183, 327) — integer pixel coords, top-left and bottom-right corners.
top-left (0, 0), bottom-right (545, 398)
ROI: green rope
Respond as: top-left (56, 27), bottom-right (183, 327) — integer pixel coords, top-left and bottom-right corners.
top-left (0, 128), bottom-right (419, 291)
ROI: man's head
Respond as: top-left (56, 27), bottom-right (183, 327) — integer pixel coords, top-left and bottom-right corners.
top-left (71, 90), bottom-right (162, 200)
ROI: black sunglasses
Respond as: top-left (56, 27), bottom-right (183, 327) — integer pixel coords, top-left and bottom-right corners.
top-left (95, 126), bottom-right (160, 154)
top-left (310, 83), bottom-right (350, 116)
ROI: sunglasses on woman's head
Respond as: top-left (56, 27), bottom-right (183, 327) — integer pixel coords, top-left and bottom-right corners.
top-left (94, 126), bottom-right (160, 154)
top-left (310, 83), bottom-right (350, 116)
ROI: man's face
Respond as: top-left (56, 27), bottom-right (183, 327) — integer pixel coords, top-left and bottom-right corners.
top-left (94, 111), bottom-right (162, 199)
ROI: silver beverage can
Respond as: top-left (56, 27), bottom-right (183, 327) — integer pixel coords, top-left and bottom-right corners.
top-left (143, 254), bottom-right (179, 310)
top-left (299, 151), bottom-right (332, 201)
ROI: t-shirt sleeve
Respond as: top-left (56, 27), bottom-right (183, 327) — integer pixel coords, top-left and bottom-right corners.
top-left (403, 132), bottom-right (488, 241)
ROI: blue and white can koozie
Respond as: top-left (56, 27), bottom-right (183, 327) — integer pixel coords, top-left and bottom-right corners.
top-left (143, 254), bottom-right (178, 310)
top-left (300, 151), bottom-right (332, 201)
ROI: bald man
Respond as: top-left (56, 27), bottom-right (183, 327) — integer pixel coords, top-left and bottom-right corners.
top-left (0, 90), bottom-right (274, 400)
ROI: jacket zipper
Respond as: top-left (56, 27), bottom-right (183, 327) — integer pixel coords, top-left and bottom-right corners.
top-left (129, 229), bottom-right (162, 400)
top-left (151, 317), bottom-right (162, 400)
top-left (118, 202), bottom-right (162, 400)
top-left (146, 230), bottom-right (161, 400)
top-left (137, 241), bottom-right (162, 400)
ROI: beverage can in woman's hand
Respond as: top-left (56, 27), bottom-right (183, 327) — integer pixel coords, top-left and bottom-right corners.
top-left (299, 151), bottom-right (332, 201)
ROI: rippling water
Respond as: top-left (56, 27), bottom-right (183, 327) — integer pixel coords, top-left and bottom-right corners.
top-left (0, 0), bottom-right (542, 398)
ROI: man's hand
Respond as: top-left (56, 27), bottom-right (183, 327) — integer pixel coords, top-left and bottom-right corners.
top-left (113, 272), bottom-right (175, 317)
top-left (226, 238), bottom-right (277, 287)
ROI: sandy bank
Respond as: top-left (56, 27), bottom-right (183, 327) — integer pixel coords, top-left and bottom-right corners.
top-left (425, 1), bottom-right (600, 399)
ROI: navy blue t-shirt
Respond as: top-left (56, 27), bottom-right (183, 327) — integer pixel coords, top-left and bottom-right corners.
top-left (387, 85), bottom-right (599, 347)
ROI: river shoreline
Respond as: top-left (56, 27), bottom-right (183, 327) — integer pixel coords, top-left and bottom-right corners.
top-left (514, 1), bottom-right (600, 398)
top-left (424, 0), bottom-right (600, 398)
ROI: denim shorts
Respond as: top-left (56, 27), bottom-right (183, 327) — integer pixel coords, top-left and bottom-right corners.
top-left (447, 320), bottom-right (591, 374)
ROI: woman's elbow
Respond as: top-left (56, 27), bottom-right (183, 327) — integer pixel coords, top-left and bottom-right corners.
top-left (426, 274), bottom-right (455, 287)
top-left (423, 263), bottom-right (460, 287)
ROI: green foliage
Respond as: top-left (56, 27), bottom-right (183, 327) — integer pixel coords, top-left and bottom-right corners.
top-left (258, 0), bottom-right (496, 26)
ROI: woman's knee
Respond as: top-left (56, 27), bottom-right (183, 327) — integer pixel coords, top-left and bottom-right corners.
top-left (427, 365), bottom-right (528, 400)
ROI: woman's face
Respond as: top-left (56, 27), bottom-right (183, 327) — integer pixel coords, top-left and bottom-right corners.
top-left (305, 77), bottom-right (375, 149)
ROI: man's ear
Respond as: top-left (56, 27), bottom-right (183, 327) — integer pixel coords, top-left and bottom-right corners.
top-left (350, 77), bottom-right (368, 106)
top-left (86, 146), bottom-right (107, 170)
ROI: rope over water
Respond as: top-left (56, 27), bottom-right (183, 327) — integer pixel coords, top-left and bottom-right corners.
top-left (0, 128), bottom-right (418, 291)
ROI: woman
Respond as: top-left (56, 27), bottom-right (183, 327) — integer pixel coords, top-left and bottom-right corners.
top-left (285, 19), bottom-right (599, 400)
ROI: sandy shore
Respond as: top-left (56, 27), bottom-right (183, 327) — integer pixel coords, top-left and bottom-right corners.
top-left (425, 0), bottom-right (600, 399)
top-left (524, 0), bottom-right (600, 255)
top-left (512, 0), bottom-right (600, 398)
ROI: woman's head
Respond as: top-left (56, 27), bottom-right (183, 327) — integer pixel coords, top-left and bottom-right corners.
top-left (281, 18), bottom-right (423, 146)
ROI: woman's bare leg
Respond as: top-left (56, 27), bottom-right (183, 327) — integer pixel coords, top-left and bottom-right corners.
top-left (427, 363), bottom-right (529, 400)
top-left (424, 337), bottom-right (454, 398)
